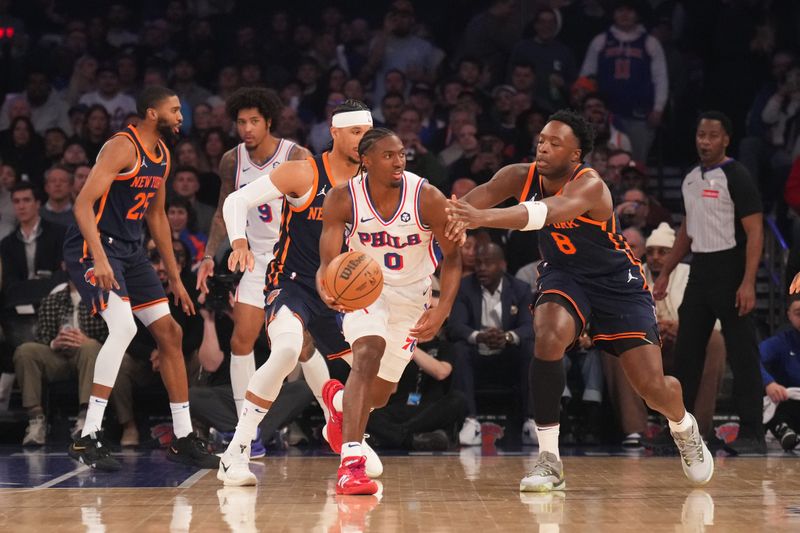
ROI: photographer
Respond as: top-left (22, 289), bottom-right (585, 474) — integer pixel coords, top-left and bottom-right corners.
top-left (614, 187), bottom-right (670, 234)
top-left (111, 239), bottom-right (203, 446)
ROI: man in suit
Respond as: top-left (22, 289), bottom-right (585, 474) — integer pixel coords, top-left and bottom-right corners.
top-left (448, 242), bottom-right (534, 445)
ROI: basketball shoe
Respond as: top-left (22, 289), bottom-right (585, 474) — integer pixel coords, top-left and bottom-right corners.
top-left (322, 379), bottom-right (344, 453)
top-left (337, 455), bottom-right (378, 495)
top-left (167, 433), bottom-right (220, 468)
top-left (218, 443), bottom-right (257, 486)
top-left (671, 413), bottom-right (714, 486)
top-left (520, 451), bottom-right (565, 492)
top-left (69, 431), bottom-right (121, 471)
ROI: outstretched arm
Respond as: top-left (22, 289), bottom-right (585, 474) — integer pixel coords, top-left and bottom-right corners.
top-left (316, 185), bottom-right (353, 312)
top-left (410, 184), bottom-right (462, 341)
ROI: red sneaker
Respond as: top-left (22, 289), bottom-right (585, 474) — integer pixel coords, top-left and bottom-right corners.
top-left (336, 456), bottom-right (378, 495)
top-left (322, 379), bottom-right (344, 453)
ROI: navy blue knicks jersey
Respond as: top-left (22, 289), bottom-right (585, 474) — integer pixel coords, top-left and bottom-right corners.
top-left (521, 163), bottom-right (645, 283)
top-left (267, 152), bottom-right (342, 290)
top-left (70, 125), bottom-right (170, 257)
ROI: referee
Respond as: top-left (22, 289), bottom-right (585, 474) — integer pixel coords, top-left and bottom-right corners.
top-left (653, 110), bottom-right (765, 454)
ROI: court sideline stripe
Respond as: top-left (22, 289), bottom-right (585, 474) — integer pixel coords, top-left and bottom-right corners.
top-left (177, 468), bottom-right (210, 489)
top-left (32, 464), bottom-right (89, 490)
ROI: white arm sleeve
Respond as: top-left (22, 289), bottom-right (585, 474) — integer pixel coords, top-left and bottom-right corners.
top-left (222, 173), bottom-right (282, 242)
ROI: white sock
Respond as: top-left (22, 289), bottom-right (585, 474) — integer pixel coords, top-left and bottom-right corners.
top-left (668, 411), bottom-right (693, 433)
top-left (300, 351), bottom-right (330, 420)
top-left (536, 424), bottom-right (560, 460)
top-left (341, 441), bottom-right (362, 461)
top-left (170, 402), bottom-right (192, 438)
top-left (230, 352), bottom-right (256, 417)
top-left (230, 399), bottom-right (268, 450)
top-left (333, 389), bottom-right (344, 412)
top-left (81, 395), bottom-right (108, 437)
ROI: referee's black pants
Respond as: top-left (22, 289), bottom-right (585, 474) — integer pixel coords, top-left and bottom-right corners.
top-left (673, 249), bottom-right (763, 436)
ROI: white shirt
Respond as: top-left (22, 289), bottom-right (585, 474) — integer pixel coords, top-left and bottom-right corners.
top-left (79, 91), bottom-right (137, 131)
top-left (467, 278), bottom-right (520, 355)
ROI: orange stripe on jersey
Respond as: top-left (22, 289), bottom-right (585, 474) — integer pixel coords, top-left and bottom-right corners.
top-left (573, 167), bottom-right (594, 181)
top-left (83, 187), bottom-right (113, 257)
top-left (290, 157), bottom-right (319, 213)
top-left (112, 133), bottom-right (142, 181)
top-left (131, 297), bottom-right (169, 311)
top-left (130, 125), bottom-right (164, 163)
top-left (575, 215), bottom-right (607, 230)
top-left (322, 151), bottom-right (336, 186)
top-left (538, 289), bottom-right (586, 332)
top-left (161, 139), bottom-right (171, 179)
top-left (270, 209), bottom-right (294, 285)
top-left (327, 348), bottom-right (353, 360)
top-left (518, 163), bottom-right (537, 201)
top-left (592, 332), bottom-right (647, 340)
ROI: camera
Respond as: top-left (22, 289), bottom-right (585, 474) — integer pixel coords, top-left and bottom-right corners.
top-left (205, 273), bottom-right (240, 313)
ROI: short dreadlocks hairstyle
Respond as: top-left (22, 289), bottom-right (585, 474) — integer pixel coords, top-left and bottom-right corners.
top-left (548, 109), bottom-right (595, 161)
top-left (225, 87), bottom-right (283, 124)
top-left (357, 128), bottom-right (397, 175)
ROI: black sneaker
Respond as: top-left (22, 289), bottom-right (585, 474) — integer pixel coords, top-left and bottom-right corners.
top-left (773, 423), bottom-right (799, 452)
top-left (68, 431), bottom-right (122, 471)
top-left (412, 430), bottom-right (450, 451)
top-left (167, 433), bottom-right (221, 468)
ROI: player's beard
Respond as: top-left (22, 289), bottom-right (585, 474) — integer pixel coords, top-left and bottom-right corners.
top-left (157, 118), bottom-right (180, 144)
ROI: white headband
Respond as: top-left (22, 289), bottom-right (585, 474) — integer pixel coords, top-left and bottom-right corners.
top-left (331, 110), bottom-right (373, 128)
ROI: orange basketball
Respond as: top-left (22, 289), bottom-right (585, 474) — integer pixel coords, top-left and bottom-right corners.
top-left (325, 251), bottom-right (384, 310)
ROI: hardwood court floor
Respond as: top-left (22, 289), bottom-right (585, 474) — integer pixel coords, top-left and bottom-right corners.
top-left (1, 448), bottom-right (799, 532)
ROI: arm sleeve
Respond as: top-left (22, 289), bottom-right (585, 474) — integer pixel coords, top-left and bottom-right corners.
top-left (222, 173), bottom-right (282, 242)
top-left (726, 164), bottom-right (763, 218)
top-left (646, 36), bottom-right (669, 112)
top-left (579, 33), bottom-right (605, 77)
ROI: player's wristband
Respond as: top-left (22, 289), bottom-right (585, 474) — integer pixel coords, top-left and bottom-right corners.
top-left (520, 201), bottom-right (548, 231)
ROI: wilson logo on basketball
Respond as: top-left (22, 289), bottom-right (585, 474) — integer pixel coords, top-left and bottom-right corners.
top-left (339, 254), bottom-right (367, 280)
top-left (84, 267), bottom-right (97, 287)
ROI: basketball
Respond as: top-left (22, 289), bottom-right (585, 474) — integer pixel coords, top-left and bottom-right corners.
top-left (325, 251), bottom-right (384, 310)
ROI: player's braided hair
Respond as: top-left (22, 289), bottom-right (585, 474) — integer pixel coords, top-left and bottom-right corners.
top-left (356, 128), bottom-right (396, 176)
top-left (225, 87), bottom-right (283, 124)
top-left (548, 109), bottom-right (595, 160)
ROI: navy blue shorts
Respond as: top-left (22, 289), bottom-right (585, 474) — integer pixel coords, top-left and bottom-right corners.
top-left (64, 231), bottom-right (166, 314)
top-left (535, 264), bottom-right (660, 356)
top-left (265, 277), bottom-right (350, 359)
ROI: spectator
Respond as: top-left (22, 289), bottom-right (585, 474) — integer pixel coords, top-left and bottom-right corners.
top-left (308, 92), bottom-right (345, 154)
top-left (116, 54), bottom-right (140, 96)
top-left (79, 67), bottom-right (137, 132)
top-left (202, 127), bottom-right (229, 173)
top-left (44, 127), bottom-right (68, 165)
top-left (171, 57), bottom-right (212, 109)
top-left (75, 104), bottom-right (111, 163)
top-left (582, 93), bottom-right (632, 153)
top-left (580, 0), bottom-right (669, 162)
top-left (621, 226), bottom-right (645, 260)
top-left (439, 117), bottom-right (478, 168)
top-left (654, 111), bottom-right (766, 455)
top-left (760, 294), bottom-right (800, 451)
top-left (167, 196), bottom-right (208, 266)
top-left (170, 166), bottom-right (215, 235)
top-left (0, 164), bottom-right (18, 240)
top-left (451, 178), bottom-right (478, 200)
top-left (64, 55), bottom-right (98, 106)
top-left (615, 187), bottom-right (671, 233)
top-left (461, 231), bottom-right (479, 278)
top-left (377, 92), bottom-right (404, 130)
top-left (460, 0), bottom-right (520, 87)
top-left (0, 183), bottom-right (67, 348)
top-left (489, 85), bottom-right (519, 141)
top-left (0, 70), bottom-right (73, 135)
top-left (113, 239), bottom-right (203, 446)
top-left (67, 105), bottom-right (87, 139)
top-left (408, 83), bottom-right (444, 147)
top-left (448, 243), bottom-right (534, 445)
top-left (510, 8), bottom-right (578, 113)
top-left (13, 282), bottom-right (109, 445)
top-left (72, 164), bottom-right (91, 200)
top-left (398, 128), bottom-right (447, 191)
top-left (190, 102), bottom-right (213, 141)
top-left (175, 138), bottom-right (211, 174)
top-left (604, 148), bottom-right (634, 194)
top-left (40, 165), bottom-right (75, 227)
top-left (361, 0), bottom-right (442, 102)
top-left (275, 106), bottom-right (306, 146)
top-left (367, 341), bottom-right (468, 451)
top-left (0, 116), bottom-right (47, 186)
top-left (60, 140), bottom-right (90, 169)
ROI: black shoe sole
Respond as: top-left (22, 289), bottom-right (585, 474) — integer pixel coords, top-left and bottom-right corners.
top-left (68, 446), bottom-right (122, 472)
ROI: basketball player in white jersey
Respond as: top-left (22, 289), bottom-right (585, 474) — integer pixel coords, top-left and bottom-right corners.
top-left (316, 128), bottom-right (462, 495)
top-left (196, 88), bottom-right (332, 458)
top-left (217, 100), bottom-right (384, 486)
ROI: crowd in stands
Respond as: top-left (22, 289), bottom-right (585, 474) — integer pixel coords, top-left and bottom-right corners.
top-left (1, 0), bottom-right (800, 453)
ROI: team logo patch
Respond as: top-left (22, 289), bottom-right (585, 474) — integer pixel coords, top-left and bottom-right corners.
top-left (402, 336), bottom-right (418, 352)
top-left (266, 289), bottom-right (281, 306)
top-left (84, 267), bottom-right (97, 287)
top-left (400, 212), bottom-right (411, 222)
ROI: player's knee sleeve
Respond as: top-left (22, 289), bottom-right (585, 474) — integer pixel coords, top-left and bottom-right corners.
top-left (248, 308), bottom-right (303, 401)
top-left (530, 357), bottom-right (565, 426)
top-left (95, 292), bottom-right (137, 388)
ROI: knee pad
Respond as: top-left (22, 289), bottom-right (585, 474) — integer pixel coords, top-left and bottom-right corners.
top-left (249, 308), bottom-right (304, 401)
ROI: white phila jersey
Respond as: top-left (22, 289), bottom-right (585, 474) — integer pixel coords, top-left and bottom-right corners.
top-left (234, 139), bottom-right (296, 255)
top-left (346, 171), bottom-right (438, 287)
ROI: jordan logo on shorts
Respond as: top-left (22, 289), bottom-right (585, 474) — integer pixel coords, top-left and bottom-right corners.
top-left (626, 269), bottom-right (639, 283)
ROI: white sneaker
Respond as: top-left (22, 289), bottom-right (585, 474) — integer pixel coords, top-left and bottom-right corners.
top-left (520, 451), bottom-right (565, 492)
top-left (362, 435), bottom-right (383, 478)
top-left (671, 413), bottom-right (714, 486)
top-left (217, 443), bottom-right (257, 486)
top-left (459, 417), bottom-right (481, 446)
top-left (522, 419), bottom-right (538, 445)
top-left (22, 415), bottom-right (46, 446)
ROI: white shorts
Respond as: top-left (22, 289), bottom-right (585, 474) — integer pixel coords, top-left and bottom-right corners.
top-left (341, 277), bottom-right (431, 383)
top-left (235, 252), bottom-right (273, 309)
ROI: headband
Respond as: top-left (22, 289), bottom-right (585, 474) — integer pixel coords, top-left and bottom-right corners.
top-left (331, 110), bottom-right (373, 128)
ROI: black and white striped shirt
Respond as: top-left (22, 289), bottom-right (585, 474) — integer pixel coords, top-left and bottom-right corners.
top-left (681, 159), bottom-right (761, 253)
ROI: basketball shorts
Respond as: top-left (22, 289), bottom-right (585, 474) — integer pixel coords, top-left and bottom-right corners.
top-left (265, 278), bottom-right (350, 359)
top-left (64, 232), bottom-right (168, 325)
top-left (535, 265), bottom-right (660, 356)
top-left (235, 252), bottom-right (273, 309)
top-left (341, 277), bottom-right (432, 383)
